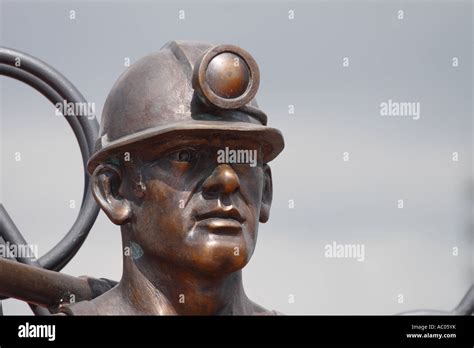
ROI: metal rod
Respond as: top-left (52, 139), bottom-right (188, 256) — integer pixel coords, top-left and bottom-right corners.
top-left (0, 257), bottom-right (94, 309)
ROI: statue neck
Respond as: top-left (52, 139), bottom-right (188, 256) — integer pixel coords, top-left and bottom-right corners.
top-left (118, 239), bottom-right (253, 315)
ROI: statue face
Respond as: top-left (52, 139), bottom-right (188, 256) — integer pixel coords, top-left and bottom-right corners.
top-left (120, 134), bottom-right (272, 276)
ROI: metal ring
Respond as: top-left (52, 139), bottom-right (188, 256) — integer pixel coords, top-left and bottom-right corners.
top-left (0, 47), bottom-right (100, 272)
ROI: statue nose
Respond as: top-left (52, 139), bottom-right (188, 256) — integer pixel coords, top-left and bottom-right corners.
top-left (202, 164), bottom-right (240, 197)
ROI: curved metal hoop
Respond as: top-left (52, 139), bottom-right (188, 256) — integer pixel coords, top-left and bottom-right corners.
top-left (0, 47), bottom-right (100, 273)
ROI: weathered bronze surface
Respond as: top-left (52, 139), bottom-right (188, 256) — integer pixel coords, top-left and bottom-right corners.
top-left (0, 257), bottom-right (114, 308)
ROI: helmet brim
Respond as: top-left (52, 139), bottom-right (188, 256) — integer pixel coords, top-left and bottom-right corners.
top-left (87, 120), bottom-right (284, 174)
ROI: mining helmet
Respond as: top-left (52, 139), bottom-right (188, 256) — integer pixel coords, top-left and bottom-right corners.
top-left (87, 41), bottom-right (285, 174)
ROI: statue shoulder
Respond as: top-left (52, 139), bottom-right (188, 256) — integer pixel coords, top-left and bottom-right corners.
top-left (58, 286), bottom-right (128, 315)
top-left (59, 300), bottom-right (99, 315)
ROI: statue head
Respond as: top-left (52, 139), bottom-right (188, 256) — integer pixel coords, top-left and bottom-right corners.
top-left (87, 41), bottom-right (284, 278)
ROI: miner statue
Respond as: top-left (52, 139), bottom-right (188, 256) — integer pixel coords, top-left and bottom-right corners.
top-left (58, 41), bottom-right (284, 315)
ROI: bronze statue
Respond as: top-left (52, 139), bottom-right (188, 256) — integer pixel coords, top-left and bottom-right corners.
top-left (0, 41), bottom-right (473, 316)
top-left (59, 41), bottom-right (284, 315)
top-left (58, 41), bottom-right (283, 315)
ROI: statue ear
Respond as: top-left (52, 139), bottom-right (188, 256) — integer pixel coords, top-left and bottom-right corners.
top-left (91, 163), bottom-right (132, 225)
top-left (259, 164), bottom-right (273, 223)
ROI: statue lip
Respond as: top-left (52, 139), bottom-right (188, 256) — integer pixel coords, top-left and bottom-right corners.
top-left (195, 207), bottom-right (245, 224)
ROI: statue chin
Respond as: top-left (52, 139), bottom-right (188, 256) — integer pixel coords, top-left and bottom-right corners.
top-left (186, 244), bottom-right (252, 276)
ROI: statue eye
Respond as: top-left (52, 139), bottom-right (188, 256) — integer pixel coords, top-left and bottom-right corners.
top-left (169, 148), bottom-right (197, 163)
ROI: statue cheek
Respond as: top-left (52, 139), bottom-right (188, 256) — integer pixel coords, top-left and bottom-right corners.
top-left (241, 182), bottom-right (263, 207)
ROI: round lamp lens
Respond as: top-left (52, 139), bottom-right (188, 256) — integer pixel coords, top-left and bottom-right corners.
top-left (205, 52), bottom-right (250, 99)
